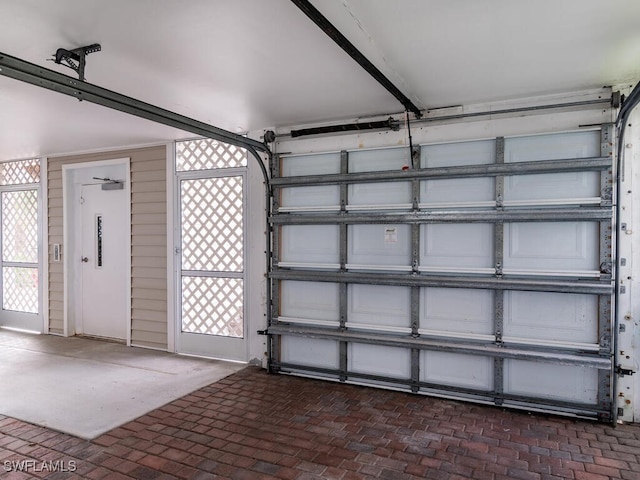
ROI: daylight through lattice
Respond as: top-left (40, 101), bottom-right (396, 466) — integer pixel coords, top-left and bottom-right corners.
top-left (176, 139), bottom-right (247, 171)
top-left (0, 159), bottom-right (40, 185)
top-left (2, 190), bottom-right (38, 263)
top-left (181, 176), bottom-right (243, 272)
top-left (181, 276), bottom-right (243, 337)
top-left (3, 267), bottom-right (38, 313)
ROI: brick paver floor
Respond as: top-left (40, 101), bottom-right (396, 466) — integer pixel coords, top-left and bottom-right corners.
top-left (1, 367), bottom-right (639, 479)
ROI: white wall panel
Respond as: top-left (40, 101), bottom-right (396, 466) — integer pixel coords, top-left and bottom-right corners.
top-left (281, 337), bottom-right (339, 369)
top-left (504, 222), bottom-right (598, 272)
top-left (348, 225), bottom-right (411, 267)
top-left (281, 225), bottom-right (339, 264)
top-left (421, 351), bottom-right (493, 390)
top-left (504, 360), bottom-right (598, 404)
top-left (420, 140), bottom-right (495, 206)
top-left (421, 224), bottom-right (494, 269)
top-left (504, 131), bottom-right (600, 202)
top-left (349, 344), bottom-right (410, 378)
top-left (348, 284), bottom-right (410, 328)
top-left (504, 291), bottom-right (598, 343)
top-left (420, 288), bottom-right (493, 335)
top-left (281, 281), bottom-right (339, 322)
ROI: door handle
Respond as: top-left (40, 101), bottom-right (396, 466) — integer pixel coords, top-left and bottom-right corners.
top-left (81, 256), bottom-right (89, 263)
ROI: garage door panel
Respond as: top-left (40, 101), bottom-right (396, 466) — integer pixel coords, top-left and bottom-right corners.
top-left (421, 140), bottom-right (495, 168)
top-left (421, 177), bottom-right (495, 206)
top-left (348, 284), bottom-right (410, 329)
top-left (281, 225), bottom-right (339, 265)
top-left (348, 225), bottom-right (411, 267)
top-left (504, 360), bottom-right (598, 404)
top-left (504, 222), bottom-right (598, 272)
top-left (349, 181), bottom-right (411, 207)
top-left (504, 131), bottom-right (601, 203)
top-left (420, 140), bottom-right (496, 206)
top-left (281, 185), bottom-right (339, 209)
top-left (349, 147), bottom-right (408, 172)
top-left (281, 281), bottom-right (340, 322)
top-left (505, 171), bottom-right (599, 203)
top-left (504, 131), bottom-right (599, 163)
top-left (282, 152), bottom-right (341, 176)
top-left (349, 344), bottom-right (410, 378)
top-left (504, 291), bottom-right (598, 344)
top-left (420, 224), bottom-right (494, 269)
top-left (421, 351), bottom-right (493, 390)
top-left (420, 288), bottom-right (493, 336)
top-left (282, 337), bottom-right (339, 369)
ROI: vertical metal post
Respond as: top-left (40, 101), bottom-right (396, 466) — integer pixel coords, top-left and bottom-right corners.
top-left (270, 154), bottom-right (282, 371)
top-left (339, 150), bottom-right (349, 381)
top-left (598, 124), bottom-right (615, 420)
top-left (410, 145), bottom-right (421, 392)
top-left (494, 137), bottom-right (505, 404)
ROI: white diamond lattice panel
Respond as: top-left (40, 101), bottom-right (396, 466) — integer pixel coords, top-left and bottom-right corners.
top-left (2, 190), bottom-right (38, 263)
top-left (176, 139), bottom-right (247, 171)
top-left (3, 267), bottom-right (38, 313)
top-left (0, 159), bottom-right (40, 185)
top-left (181, 176), bottom-right (243, 272)
top-left (182, 276), bottom-right (243, 337)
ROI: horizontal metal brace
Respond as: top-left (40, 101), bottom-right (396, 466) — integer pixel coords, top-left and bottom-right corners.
top-left (269, 269), bottom-right (613, 295)
top-left (274, 361), bottom-right (608, 420)
top-left (270, 207), bottom-right (612, 225)
top-left (271, 156), bottom-right (612, 187)
top-left (0, 52), bottom-right (269, 155)
top-left (268, 324), bottom-right (611, 369)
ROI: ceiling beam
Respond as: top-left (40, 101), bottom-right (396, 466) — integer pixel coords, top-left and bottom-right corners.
top-left (290, 0), bottom-right (422, 118)
top-left (0, 51), bottom-right (270, 155)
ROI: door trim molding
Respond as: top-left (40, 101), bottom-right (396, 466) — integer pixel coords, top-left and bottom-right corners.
top-left (62, 158), bottom-right (131, 344)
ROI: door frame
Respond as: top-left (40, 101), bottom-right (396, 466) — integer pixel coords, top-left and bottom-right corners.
top-left (62, 158), bottom-right (131, 343)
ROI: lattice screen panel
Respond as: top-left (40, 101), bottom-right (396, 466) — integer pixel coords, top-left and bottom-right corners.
top-left (0, 159), bottom-right (40, 185)
top-left (181, 276), bottom-right (243, 337)
top-left (181, 176), bottom-right (243, 272)
top-left (176, 139), bottom-right (247, 171)
top-left (2, 190), bottom-right (38, 263)
top-left (3, 267), bottom-right (38, 313)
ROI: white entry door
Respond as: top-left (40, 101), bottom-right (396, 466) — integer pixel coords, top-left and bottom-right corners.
top-left (78, 183), bottom-right (128, 339)
top-left (177, 172), bottom-right (247, 361)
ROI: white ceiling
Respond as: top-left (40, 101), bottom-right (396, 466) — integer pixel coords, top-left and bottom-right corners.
top-left (0, 0), bottom-right (639, 160)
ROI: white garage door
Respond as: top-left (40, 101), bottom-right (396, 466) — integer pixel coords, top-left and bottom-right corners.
top-left (268, 126), bottom-right (615, 421)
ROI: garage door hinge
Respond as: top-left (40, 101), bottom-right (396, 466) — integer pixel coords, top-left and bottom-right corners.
top-left (615, 365), bottom-right (636, 377)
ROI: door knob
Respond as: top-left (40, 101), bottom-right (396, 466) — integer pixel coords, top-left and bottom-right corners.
top-left (81, 256), bottom-right (89, 263)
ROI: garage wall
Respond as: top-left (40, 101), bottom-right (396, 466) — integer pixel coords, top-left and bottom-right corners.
top-left (47, 145), bottom-right (168, 349)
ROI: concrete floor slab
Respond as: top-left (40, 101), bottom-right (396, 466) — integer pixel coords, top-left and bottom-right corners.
top-left (0, 329), bottom-right (245, 439)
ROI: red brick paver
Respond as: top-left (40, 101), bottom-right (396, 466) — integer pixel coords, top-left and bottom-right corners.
top-left (1, 367), bottom-right (639, 479)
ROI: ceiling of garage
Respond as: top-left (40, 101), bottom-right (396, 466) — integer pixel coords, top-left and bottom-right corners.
top-left (0, 0), bottom-right (639, 160)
